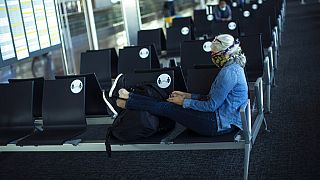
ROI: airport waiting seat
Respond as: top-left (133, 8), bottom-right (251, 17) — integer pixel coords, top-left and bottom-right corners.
top-left (56, 74), bottom-right (110, 117)
top-left (17, 77), bottom-right (87, 146)
top-left (255, 0), bottom-right (281, 49)
top-left (172, 16), bottom-right (193, 27)
top-left (124, 69), bottom-right (175, 96)
top-left (257, 0), bottom-right (278, 29)
top-left (239, 34), bottom-right (271, 113)
top-left (239, 34), bottom-right (264, 82)
top-left (241, 3), bottom-right (261, 17)
top-left (8, 77), bottom-right (44, 118)
top-left (172, 16), bottom-right (194, 37)
top-left (0, 81), bottom-right (34, 145)
top-left (211, 21), bottom-right (239, 38)
top-left (186, 65), bottom-right (220, 95)
top-left (166, 26), bottom-right (193, 57)
top-left (180, 39), bottom-right (213, 77)
top-left (81, 48), bottom-right (118, 89)
top-left (239, 16), bottom-right (272, 49)
top-left (193, 9), bottom-right (214, 38)
top-left (230, 5), bottom-right (243, 20)
top-left (134, 66), bottom-right (188, 92)
top-left (238, 16), bottom-right (277, 87)
top-left (118, 45), bottom-right (160, 74)
top-left (138, 28), bottom-right (166, 55)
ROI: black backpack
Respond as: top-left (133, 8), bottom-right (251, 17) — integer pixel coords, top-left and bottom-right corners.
top-left (105, 84), bottom-right (175, 156)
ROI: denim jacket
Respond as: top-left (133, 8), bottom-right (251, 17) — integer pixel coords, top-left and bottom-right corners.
top-left (183, 62), bottom-right (248, 132)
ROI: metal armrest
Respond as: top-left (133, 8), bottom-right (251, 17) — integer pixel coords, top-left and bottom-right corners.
top-left (254, 77), bottom-right (264, 114)
top-left (240, 100), bottom-right (251, 144)
top-left (263, 57), bottom-right (272, 113)
top-left (263, 57), bottom-right (271, 85)
top-left (267, 46), bottom-right (275, 73)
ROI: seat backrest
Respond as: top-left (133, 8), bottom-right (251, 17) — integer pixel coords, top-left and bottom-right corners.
top-left (81, 48), bottom-right (117, 89)
top-left (255, 1), bottom-right (277, 28)
top-left (125, 69), bottom-right (175, 96)
top-left (118, 45), bottom-right (160, 74)
top-left (138, 28), bottom-right (166, 54)
top-left (239, 16), bottom-right (272, 48)
top-left (172, 16), bottom-right (194, 28)
top-left (56, 74), bottom-right (108, 116)
top-left (135, 66), bottom-right (188, 92)
top-left (180, 39), bottom-right (213, 76)
top-left (239, 34), bottom-right (264, 82)
top-left (42, 78), bottom-right (86, 130)
top-left (211, 21), bottom-right (239, 38)
top-left (193, 9), bottom-right (214, 38)
top-left (230, 7), bottom-right (243, 21)
top-left (166, 26), bottom-right (193, 53)
top-left (0, 81), bottom-right (34, 130)
top-left (8, 77), bottom-right (44, 118)
top-left (241, 3), bottom-right (260, 17)
top-left (187, 66), bottom-right (220, 95)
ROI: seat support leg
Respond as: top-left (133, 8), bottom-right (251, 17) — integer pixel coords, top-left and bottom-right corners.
top-left (244, 143), bottom-right (251, 180)
top-left (263, 117), bottom-right (270, 132)
top-left (265, 84), bottom-right (271, 113)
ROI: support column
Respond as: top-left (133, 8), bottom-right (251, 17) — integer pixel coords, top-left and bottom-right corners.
top-left (200, 0), bottom-right (206, 9)
top-left (57, 0), bottom-right (77, 75)
top-left (120, 0), bottom-right (142, 46)
top-left (82, 0), bottom-right (99, 50)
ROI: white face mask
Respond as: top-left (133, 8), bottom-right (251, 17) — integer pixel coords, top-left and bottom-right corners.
top-left (220, 7), bottom-right (226, 11)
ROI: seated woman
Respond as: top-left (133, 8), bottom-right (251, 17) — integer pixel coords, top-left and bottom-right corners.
top-left (108, 34), bottom-right (248, 136)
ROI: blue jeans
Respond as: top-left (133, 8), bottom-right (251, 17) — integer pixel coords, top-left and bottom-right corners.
top-left (125, 93), bottom-right (234, 136)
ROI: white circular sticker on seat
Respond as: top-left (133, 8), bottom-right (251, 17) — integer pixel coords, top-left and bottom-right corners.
top-left (228, 22), bottom-right (237, 30)
top-left (243, 11), bottom-right (251, 17)
top-left (139, 48), bottom-right (149, 59)
top-left (252, 4), bottom-right (258, 10)
top-left (203, 41), bottom-right (212, 52)
top-left (258, 0), bottom-right (263, 4)
top-left (70, 79), bottom-right (83, 94)
top-left (207, 15), bottom-right (214, 21)
top-left (157, 74), bottom-right (171, 89)
top-left (181, 27), bottom-right (189, 35)
top-left (232, 2), bottom-right (237, 7)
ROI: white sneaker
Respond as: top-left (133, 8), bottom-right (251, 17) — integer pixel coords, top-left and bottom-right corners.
top-left (109, 73), bottom-right (124, 98)
top-left (102, 90), bottom-right (118, 118)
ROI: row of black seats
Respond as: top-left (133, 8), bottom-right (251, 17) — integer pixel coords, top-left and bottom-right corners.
top-left (0, 66), bottom-right (201, 146)
top-left (139, 17), bottom-right (274, 60)
top-left (74, 0), bottom-right (284, 145)
top-left (0, 1), bottom-right (285, 179)
top-left (82, 34), bottom-right (264, 84)
top-left (0, 0), bottom-right (283, 146)
top-left (0, 78), bottom-right (86, 146)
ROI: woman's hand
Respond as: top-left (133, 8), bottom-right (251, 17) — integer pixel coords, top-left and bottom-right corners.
top-left (167, 95), bottom-right (185, 106)
top-left (170, 91), bottom-right (192, 99)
